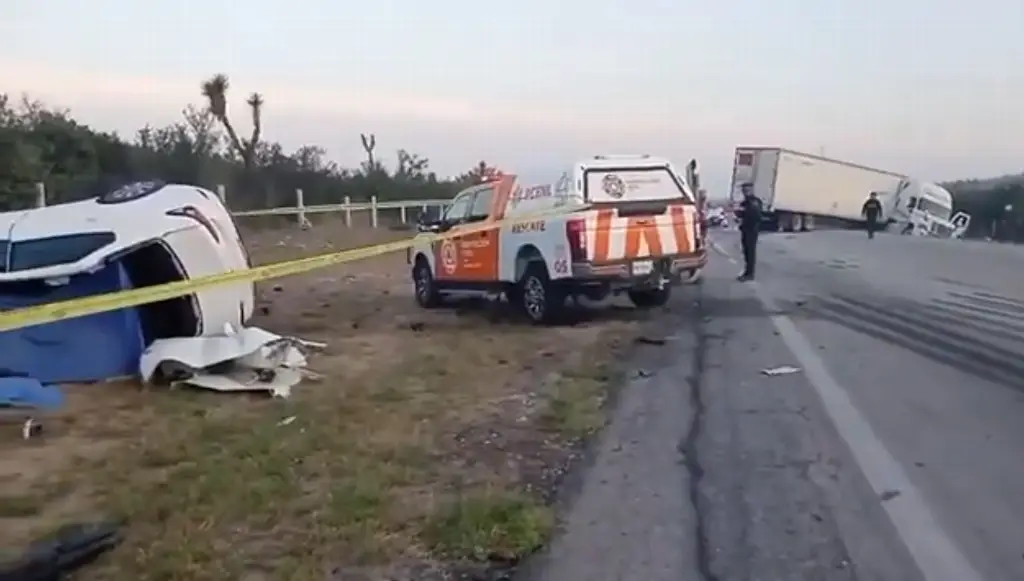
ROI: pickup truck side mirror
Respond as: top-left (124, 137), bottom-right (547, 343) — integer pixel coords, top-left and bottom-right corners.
top-left (416, 209), bottom-right (445, 233)
top-left (420, 219), bottom-right (458, 234)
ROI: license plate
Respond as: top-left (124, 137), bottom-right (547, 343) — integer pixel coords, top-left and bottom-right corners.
top-left (631, 260), bottom-right (654, 276)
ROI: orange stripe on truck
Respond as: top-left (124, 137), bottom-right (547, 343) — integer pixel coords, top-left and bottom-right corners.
top-left (624, 217), bottom-right (663, 258)
top-left (593, 209), bottom-right (613, 263)
top-left (670, 205), bottom-right (690, 253)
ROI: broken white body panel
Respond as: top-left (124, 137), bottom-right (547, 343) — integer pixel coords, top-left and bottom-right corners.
top-left (139, 325), bottom-right (324, 398)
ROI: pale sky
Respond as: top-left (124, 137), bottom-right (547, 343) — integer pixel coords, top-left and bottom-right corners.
top-left (3, 0), bottom-right (1023, 196)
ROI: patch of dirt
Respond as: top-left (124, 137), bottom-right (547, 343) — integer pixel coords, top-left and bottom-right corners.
top-left (0, 216), bottom-right (654, 580)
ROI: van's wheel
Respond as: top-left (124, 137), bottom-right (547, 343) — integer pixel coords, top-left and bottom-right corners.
top-left (413, 259), bottom-right (442, 308)
top-left (518, 262), bottom-right (565, 324)
top-left (628, 287), bottom-right (672, 309)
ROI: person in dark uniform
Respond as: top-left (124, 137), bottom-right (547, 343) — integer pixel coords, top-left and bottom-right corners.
top-left (861, 192), bottom-right (883, 239)
top-left (736, 183), bottom-right (763, 281)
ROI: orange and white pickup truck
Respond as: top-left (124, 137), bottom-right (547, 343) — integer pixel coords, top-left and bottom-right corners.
top-left (407, 154), bottom-right (708, 324)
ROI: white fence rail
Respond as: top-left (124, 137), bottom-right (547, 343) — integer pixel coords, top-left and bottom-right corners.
top-left (34, 182), bottom-right (452, 229)
top-left (232, 194), bottom-right (451, 229)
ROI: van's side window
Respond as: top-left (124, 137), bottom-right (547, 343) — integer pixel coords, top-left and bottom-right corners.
top-left (467, 186), bottom-right (495, 222)
top-left (443, 191), bottom-right (475, 223)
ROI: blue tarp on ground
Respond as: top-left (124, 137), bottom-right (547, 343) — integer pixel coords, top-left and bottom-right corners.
top-left (0, 376), bottom-right (66, 409)
top-left (0, 262), bottom-right (144, 384)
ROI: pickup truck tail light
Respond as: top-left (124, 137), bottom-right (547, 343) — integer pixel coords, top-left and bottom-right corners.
top-left (565, 219), bottom-right (586, 262)
top-left (696, 204), bottom-right (707, 250)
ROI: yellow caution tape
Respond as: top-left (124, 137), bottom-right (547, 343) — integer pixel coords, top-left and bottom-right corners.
top-left (0, 206), bottom-right (584, 332)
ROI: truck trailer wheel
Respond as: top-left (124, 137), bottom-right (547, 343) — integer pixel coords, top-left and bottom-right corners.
top-left (628, 287), bottom-right (672, 309)
top-left (412, 259), bottom-right (442, 308)
top-left (518, 262), bottom-right (565, 325)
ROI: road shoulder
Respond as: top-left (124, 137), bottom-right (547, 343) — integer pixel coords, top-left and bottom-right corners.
top-left (698, 264), bottom-right (924, 581)
top-left (519, 256), bottom-right (925, 581)
top-left (517, 285), bottom-right (703, 581)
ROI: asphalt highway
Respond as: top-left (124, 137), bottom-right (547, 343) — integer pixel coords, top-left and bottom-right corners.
top-left (522, 230), bottom-right (1024, 581)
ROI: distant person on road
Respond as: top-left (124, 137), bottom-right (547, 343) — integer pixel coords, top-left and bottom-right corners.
top-left (861, 192), bottom-right (883, 239)
top-left (736, 183), bottom-right (763, 281)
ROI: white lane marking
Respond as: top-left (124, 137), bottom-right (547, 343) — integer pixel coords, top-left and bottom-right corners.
top-left (709, 238), bottom-right (737, 264)
top-left (752, 288), bottom-right (984, 581)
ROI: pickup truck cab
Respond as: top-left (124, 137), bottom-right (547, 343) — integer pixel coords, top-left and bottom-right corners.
top-left (408, 154), bottom-right (708, 324)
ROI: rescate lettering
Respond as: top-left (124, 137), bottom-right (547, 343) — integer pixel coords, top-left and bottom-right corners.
top-left (511, 220), bottom-right (546, 234)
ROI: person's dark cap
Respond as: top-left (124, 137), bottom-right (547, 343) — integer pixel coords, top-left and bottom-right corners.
top-left (741, 182), bottom-right (753, 189)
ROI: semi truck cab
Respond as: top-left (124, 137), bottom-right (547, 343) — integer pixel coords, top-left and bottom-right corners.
top-left (884, 180), bottom-right (971, 238)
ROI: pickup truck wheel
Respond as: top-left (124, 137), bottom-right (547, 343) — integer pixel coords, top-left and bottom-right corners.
top-left (628, 287), bottom-right (672, 309)
top-left (520, 262), bottom-right (565, 325)
top-left (413, 261), bottom-right (442, 308)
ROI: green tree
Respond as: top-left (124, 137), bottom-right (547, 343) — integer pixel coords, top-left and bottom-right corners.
top-left (0, 82), bottom-right (501, 214)
top-left (947, 175), bottom-right (1024, 241)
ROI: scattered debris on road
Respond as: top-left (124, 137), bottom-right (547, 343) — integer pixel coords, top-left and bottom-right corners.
top-left (761, 365), bottom-right (802, 376)
top-left (880, 489), bottom-right (902, 502)
top-left (635, 335), bottom-right (668, 346)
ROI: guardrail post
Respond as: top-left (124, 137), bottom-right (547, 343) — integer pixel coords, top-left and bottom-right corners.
top-left (400, 204), bottom-right (407, 224)
top-left (34, 182), bottom-right (46, 208)
top-left (295, 188), bottom-right (311, 229)
top-left (343, 196), bottom-right (352, 227)
top-left (371, 195), bottom-right (379, 228)
top-left (216, 184), bottom-right (227, 204)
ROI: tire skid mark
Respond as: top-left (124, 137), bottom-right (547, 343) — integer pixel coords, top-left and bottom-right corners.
top-left (932, 298), bottom-right (1023, 321)
top-left (969, 290), bottom-right (1024, 310)
top-left (913, 303), bottom-right (1024, 348)
top-left (945, 291), bottom-right (1024, 315)
top-left (809, 295), bottom-right (1024, 390)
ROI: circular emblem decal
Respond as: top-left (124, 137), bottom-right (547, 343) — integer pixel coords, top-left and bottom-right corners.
top-left (441, 240), bottom-right (458, 274)
top-left (602, 174), bottom-right (625, 199)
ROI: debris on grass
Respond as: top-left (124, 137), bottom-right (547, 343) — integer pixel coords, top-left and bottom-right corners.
top-left (139, 326), bottom-right (323, 398)
top-left (0, 221), bottom-right (647, 580)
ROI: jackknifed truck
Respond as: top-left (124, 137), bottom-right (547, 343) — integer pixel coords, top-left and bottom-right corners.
top-left (729, 147), bottom-right (969, 237)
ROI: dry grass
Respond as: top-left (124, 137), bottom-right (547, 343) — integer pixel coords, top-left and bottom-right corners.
top-left (0, 215), bottom-right (650, 580)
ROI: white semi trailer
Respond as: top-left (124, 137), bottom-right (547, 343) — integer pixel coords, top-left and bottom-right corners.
top-left (729, 147), bottom-right (969, 237)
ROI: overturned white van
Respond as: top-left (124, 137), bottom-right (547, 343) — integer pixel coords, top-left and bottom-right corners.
top-left (0, 181), bottom-right (254, 384)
